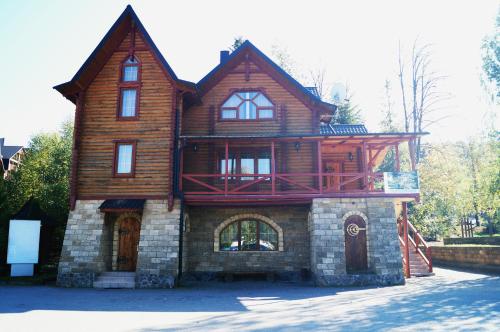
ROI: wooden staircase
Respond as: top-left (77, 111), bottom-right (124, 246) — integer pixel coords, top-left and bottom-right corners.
top-left (398, 215), bottom-right (434, 278)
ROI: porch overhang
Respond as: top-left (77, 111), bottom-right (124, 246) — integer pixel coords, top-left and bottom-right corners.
top-left (99, 199), bottom-right (146, 213)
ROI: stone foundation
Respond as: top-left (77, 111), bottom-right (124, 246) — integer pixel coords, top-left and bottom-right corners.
top-left (57, 199), bottom-right (181, 288)
top-left (136, 199), bottom-right (181, 288)
top-left (310, 198), bottom-right (404, 287)
top-left (57, 200), bottom-right (107, 287)
top-left (183, 206), bottom-right (310, 280)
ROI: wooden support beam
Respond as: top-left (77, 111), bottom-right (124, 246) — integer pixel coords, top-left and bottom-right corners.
top-left (395, 144), bottom-right (400, 171)
top-left (403, 202), bottom-right (411, 278)
top-left (362, 142), bottom-right (368, 192)
top-left (271, 141), bottom-right (276, 195)
top-left (317, 140), bottom-right (323, 194)
top-left (224, 141), bottom-right (229, 195)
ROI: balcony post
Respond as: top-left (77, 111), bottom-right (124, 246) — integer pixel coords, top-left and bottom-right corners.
top-left (224, 140), bottom-right (229, 196)
top-left (403, 202), bottom-right (411, 278)
top-left (271, 141), bottom-right (276, 195)
top-left (317, 140), bottom-right (323, 194)
top-left (409, 138), bottom-right (416, 171)
top-left (179, 141), bottom-right (184, 191)
top-left (394, 143), bottom-right (400, 171)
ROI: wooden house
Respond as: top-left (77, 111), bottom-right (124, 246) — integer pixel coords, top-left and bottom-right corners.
top-left (54, 6), bottom-right (431, 288)
top-left (0, 138), bottom-right (23, 179)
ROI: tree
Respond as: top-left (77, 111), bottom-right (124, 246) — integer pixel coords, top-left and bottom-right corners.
top-left (481, 9), bottom-right (500, 101)
top-left (229, 36), bottom-right (245, 52)
top-left (397, 40), bottom-right (448, 164)
top-left (332, 88), bottom-right (363, 124)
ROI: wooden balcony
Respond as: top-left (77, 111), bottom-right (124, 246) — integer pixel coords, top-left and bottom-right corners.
top-left (179, 133), bottom-right (421, 205)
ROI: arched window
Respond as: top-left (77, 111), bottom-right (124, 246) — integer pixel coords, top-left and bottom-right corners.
top-left (220, 91), bottom-right (275, 120)
top-left (118, 55), bottom-right (141, 120)
top-left (219, 219), bottom-right (278, 251)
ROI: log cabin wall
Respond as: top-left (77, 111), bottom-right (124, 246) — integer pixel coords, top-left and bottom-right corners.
top-left (77, 30), bottom-right (174, 198)
top-left (181, 58), bottom-right (316, 182)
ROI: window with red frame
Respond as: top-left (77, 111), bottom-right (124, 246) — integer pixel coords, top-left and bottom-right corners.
top-left (114, 141), bottom-right (136, 177)
top-left (220, 91), bottom-right (274, 120)
top-left (218, 149), bottom-right (271, 181)
top-left (118, 56), bottom-right (140, 119)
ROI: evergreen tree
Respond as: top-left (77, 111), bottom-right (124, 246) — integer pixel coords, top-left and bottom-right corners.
top-left (229, 37), bottom-right (245, 52)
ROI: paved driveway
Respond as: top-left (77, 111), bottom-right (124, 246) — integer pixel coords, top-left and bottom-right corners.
top-left (0, 268), bottom-right (499, 332)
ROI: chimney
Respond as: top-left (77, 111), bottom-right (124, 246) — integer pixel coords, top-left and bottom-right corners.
top-left (220, 50), bottom-right (230, 64)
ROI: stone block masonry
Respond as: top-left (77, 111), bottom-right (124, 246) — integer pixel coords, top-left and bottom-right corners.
top-left (57, 199), bottom-right (181, 288)
top-left (310, 197), bottom-right (404, 287)
top-left (136, 199), bottom-right (180, 288)
top-left (57, 200), bottom-right (107, 287)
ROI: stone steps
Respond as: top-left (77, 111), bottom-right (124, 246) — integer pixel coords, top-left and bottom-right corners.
top-left (93, 272), bottom-right (136, 289)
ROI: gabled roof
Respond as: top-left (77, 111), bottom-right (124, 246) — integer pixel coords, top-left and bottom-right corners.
top-left (197, 40), bottom-right (336, 113)
top-left (54, 5), bottom-right (194, 103)
top-left (0, 138), bottom-right (22, 160)
top-left (319, 124), bottom-right (368, 135)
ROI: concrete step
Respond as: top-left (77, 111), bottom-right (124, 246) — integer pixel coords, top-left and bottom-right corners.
top-left (93, 272), bottom-right (136, 289)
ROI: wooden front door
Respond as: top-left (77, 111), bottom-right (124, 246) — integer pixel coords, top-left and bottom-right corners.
top-left (344, 215), bottom-right (368, 273)
top-left (324, 161), bottom-right (342, 191)
top-left (117, 217), bottom-right (140, 271)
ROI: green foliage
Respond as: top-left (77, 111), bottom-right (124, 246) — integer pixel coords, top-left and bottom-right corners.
top-left (4, 120), bottom-right (73, 223)
top-left (229, 37), bottom-right (245, 52)
top-left (332, 98), bottom-right (363, 125)
top-left (408, 136), bottom-right (500, 239)
top-left (481, 9), bottom-right (500, 99)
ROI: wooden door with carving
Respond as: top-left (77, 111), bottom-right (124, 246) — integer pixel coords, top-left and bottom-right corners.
top-left (117, 217), bottom-right (140, 271)
top-left (344, 215), bottom-right (368, 273)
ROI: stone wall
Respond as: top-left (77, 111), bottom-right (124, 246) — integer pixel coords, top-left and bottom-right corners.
top-left (310, 198), bottom-right (404, 286)
top-left (57, 200), bottom-right (106, 287)
top-left (184, 206), bottom-right (310, 281)
top-left (443, 237), bottom-right (500, 246)
top-left (431, 245), bottom-right (500, 271)
top-left (136, 199), bottom-right (180, 288)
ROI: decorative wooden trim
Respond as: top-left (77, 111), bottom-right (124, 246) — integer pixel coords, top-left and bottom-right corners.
top-left (79, 194), bottom-right (168, 200)
top-left (279, 104), bottom-right (287, 134)
top-left (69, 90), bottom-right (85, 210)
top-left (208, 105), bottom-right (215, 135)
top-left (112, 140), bottom-right (138, 178)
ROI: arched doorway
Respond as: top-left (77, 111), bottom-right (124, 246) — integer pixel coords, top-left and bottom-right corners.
top-left (344, 215), bottom-right (368, 273)
top-left (117, 216), bottom-right (140, 271)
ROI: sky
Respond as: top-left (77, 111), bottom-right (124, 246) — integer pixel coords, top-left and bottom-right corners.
top-left (0, 0), bottom-right (498, 146)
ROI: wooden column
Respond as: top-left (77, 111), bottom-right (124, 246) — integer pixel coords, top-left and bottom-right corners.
top-left (224, 141), bottom-right (229, 195)
top-left (179, 142), bottom-right (184, 191)
top-left (271, 141), bottom-right (276, 195)
top-left (409, 138), bottom-right (416, 171)
top-left (317, 140), bottom-right (323, 193)
top-left (70, 90), bottom-right (85, 210)
top-left (402, 202), bottom-right (411, 278)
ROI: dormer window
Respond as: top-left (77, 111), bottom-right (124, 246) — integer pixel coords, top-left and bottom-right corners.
top-left (118, 55), bottom-right (141, 120)
top-left (220, 91), bottom-right (275, 120)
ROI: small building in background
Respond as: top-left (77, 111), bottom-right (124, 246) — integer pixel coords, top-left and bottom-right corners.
top-left (0, 138), bottom-right (24, 178)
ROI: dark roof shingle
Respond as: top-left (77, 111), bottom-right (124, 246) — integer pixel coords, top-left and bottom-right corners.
top-left (319, 124), bottom-right (368, 135)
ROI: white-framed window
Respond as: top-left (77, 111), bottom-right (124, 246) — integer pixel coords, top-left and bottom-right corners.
top-left (221, 91), bottom-right (275, 120)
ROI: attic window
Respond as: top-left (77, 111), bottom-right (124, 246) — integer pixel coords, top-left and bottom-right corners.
top-left (220, 91), bottom-right (275, 120)
top-left (122, 56), bottom-right (139, 82)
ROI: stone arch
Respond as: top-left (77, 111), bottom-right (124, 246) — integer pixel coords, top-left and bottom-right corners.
top-left (342, 210), bottom-right (368, 224)
top-left (213, 213), bottom-right (284, 252)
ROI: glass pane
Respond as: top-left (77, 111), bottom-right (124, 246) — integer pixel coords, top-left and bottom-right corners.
top-left (220, 156), bottom-right (236, 180)
top-left (221, 109), bottom-right (237, 119)
top-left (238, 101), bottom-right (257, 119)
top-left (123, 66), bottom-right (138, 81)
top-left (222, 94), bottom-right (241, 107)
top-left (121, 89), bottom-right (137, 117)
top-left (253, 93), bottom-right (273, 107)
top-left (125, 56), bottom-right (138, 64)
top-left (259, 222), bottom-right (278, 251)
top-left (220, 222), bottom-right (239, 251)
top-left (258, 158), bottom-right (271, 174)
top-left (241, 220), bottom-right (257, 251)
top-left (236, 92), bottom-right (256, 100)
top-left (117, 144), bottom-right (133, 173)
top-left (240, 157), bottom-right (254, 180)
top-left (259, 109), bottom-right (273, 119)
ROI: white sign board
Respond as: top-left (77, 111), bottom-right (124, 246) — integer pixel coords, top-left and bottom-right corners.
top-left (7, 219), bottom-right (41, 264)
top-left (384, 171), bottom-right (420, 194)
